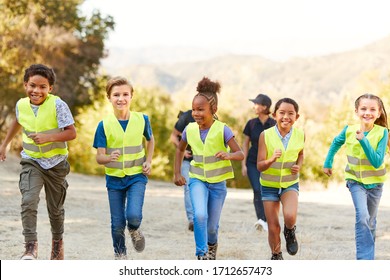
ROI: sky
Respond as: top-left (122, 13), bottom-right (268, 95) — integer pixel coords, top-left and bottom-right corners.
top-left (81, 0), bottom-right (390, 61)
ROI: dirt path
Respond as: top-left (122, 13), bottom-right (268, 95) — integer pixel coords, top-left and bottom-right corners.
top-left (1, 154), bottom-right (389, 260)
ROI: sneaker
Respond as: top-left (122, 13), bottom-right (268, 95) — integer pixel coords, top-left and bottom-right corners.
top-left (129, 229), bottom-right (145, 253)
top-left (197, 254), bottom-right (209, 260)
top-left (21, 241), bottom-right (38, 260)
top-left (207, 243), bottom-right (218, 260)
top-left (188, 222), bottom-right (194, 232)
top-left (50, 239), bottom-right (64, 260)
top-left (114, 253), bottom-right (128, 260)
top-left (271, 252), bottom-right (284, 260)
top-left (284, 225), bottom-right (298, 255)
top-left (254, 219), bottom-right (268, 232)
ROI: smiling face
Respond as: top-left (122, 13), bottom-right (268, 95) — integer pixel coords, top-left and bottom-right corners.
top-left (108, 84), bottom-right (132, 113)
top-left (24, 75), bottom-right (53, 105)
top-left (273, 102), bottom-right (299, 133)
top-left (192, 95), bottom-right (215, 129)
top-left (355, 98), bottom-right (381, 129)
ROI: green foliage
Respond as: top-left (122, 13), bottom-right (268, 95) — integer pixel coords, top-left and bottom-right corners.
top-left (0, 0), bottom-right (114, 136)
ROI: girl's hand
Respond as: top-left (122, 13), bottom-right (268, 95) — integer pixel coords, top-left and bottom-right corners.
top-left (323, 168), bottom-right (332, 177)
top-left (183, 150), bottom-right (192, 159)
top-left (356, 130), bottom-right (364, 141)
top-left (109, 150), bottom-right (121, 161)
top-left (174, 174), bottom-right (186, 186)
top-left (215, 151), bottom-right (230, 160)
top-left (291, 164), bottom-right (300, 175)
top-left (271, 149), bottom-right (282, 162)
top-left (142, 161), bottom-right (151, 175)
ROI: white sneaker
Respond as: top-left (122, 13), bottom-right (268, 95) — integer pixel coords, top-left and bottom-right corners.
top-left (254, 219), bottom-right (268, 232)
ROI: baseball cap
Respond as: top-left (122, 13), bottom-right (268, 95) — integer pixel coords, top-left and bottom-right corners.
top-left (249, 94), bottom-right (272, 108)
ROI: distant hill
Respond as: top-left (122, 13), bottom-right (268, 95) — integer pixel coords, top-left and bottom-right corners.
top-left (100, 35), bottom-right (390, 117)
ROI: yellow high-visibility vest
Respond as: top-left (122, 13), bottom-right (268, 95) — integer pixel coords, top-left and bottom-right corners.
top-left (260, 127), bottom-right (304, 188)
top-left (103, 112), bottom-right (145, 177)
top-left (17, 94), bottom-right (68, 158)
top-left (187, 120), bottom-right (234, 183)
top-left (345, 124), bottom-right (386, 184)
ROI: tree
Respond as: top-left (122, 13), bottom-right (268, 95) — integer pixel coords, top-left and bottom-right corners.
top-left (0, 0), bottom-right (114, 136)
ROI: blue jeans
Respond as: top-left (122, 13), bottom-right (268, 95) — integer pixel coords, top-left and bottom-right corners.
top-left (107, 181), bottom-right (146, 255)
top-left (182, 160), bottom-right (194, 222)
top-left (347, 180), bottom-right (383, 260)
top-left (246, 161), bottom-right (266, 221)
top-left (189, 178), bottom-right (227, 257)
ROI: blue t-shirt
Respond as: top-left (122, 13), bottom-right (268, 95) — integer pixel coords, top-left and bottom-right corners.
top-left (93, 114), bottom-right (153, 190)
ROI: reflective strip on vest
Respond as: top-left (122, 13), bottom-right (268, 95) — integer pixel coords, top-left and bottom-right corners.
top-left (345, 166), bottom-right (386, 178)
top-left (260, 127), bottom-right (304, 188)
top-left (187, 121), bottom-right (234, 183)
top-left (105, 157), bottom-right (146, 169)
top-left (269, 161), bottom-right (296, 169)
top-left (103, 112), bottom-right (146, 177)
top-left (192, 154), bottom-right (222, 164)
top-left (261, 173), bottom-right (298, 183)
top-left (106, 145), bottom-right (144, 154)
top-left (344, 124), bottom-right (386, 184)
top-left (23, 142), bottom-right (67, 153)
top-left (190, 165), bottom-right (233, 177)
top-left (17, 95), bottom-right (68, 158)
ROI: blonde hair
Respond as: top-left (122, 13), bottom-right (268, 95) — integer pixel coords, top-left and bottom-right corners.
top-left (106, 76), bottom-right (134, 98)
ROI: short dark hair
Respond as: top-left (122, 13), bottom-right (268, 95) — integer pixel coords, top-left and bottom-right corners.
top-left (274, 97), bottom-right (299, 114)
top-left (23, 64), bottom-right (56, 86)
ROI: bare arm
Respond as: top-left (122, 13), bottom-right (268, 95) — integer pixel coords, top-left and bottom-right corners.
top-left (215, 137), bottom-right (244, 161)
top-left (241, 135), bottom-right (250, 176)
top-left (174, 140), bottom-right (187, 186)
top-left (169, 128), bottom-right (181, 148)
top-left (142, 135), bottom-right (155, 175)
top-left (0, 119), bottom-right (22, 161)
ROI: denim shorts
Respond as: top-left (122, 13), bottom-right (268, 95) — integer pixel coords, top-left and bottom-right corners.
top-left (261, 183), bottom-right (299, 202)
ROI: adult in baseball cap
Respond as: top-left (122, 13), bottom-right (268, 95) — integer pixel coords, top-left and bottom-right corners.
top-left (242, 93), bottom-right (275, 231)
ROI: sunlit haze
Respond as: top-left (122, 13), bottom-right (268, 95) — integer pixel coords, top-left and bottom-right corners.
top-left (81, 0), bottom-right (390, 61)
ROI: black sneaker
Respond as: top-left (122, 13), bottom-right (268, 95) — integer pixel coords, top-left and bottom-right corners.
top-left (284, 225), bottom-right (298, 255)
top-left (271, 252), bottom-right (283, 260)
top-left (188, 222), bottom-right (194, 232)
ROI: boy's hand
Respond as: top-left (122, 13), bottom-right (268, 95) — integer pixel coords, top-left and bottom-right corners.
top-left (109, 150), bottom-right (121, 161)
top-left (28, 133), bottom-right (49, 145)
top-left (142, 161), bottom-right (151, 175)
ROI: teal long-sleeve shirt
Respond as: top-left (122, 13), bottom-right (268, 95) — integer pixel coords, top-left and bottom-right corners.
top-left (323, 125), bottom-right (388, 188)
